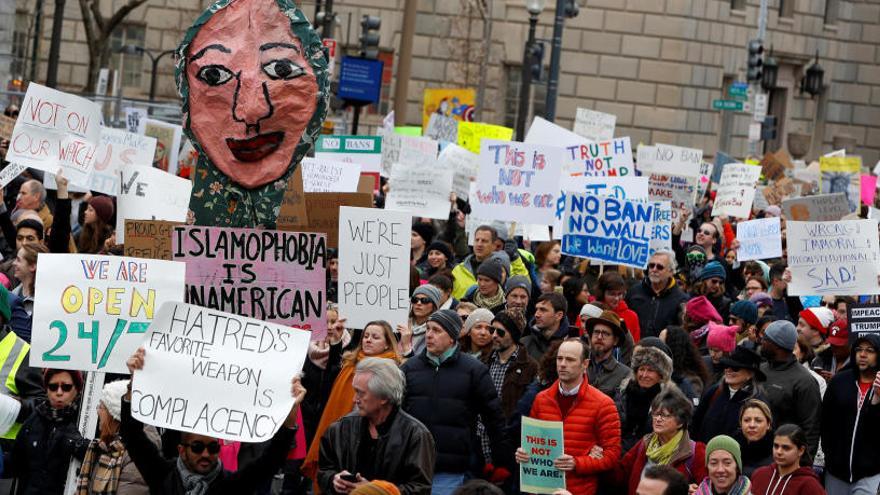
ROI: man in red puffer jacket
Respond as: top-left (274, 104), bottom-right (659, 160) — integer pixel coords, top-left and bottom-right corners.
top-left (516, 338), bottom-right (621, 495)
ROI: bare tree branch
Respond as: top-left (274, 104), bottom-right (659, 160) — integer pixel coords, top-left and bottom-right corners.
top-left (89, 0), bottom-right (105, 34)
top-left (77, 0), bottom-right (97, 52)
top-left (104, 0), bottom-right (149, 37)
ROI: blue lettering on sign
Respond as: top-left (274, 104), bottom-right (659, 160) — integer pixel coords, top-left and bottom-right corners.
top-left (562, 195), bottom-right (654, 267)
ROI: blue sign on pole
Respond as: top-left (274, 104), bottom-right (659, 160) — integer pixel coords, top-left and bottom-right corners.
top-left (338, 56), bottom-right (384, 103)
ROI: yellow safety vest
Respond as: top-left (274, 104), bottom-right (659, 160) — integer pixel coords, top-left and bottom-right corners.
top-left (0, 331), bottom-right (29, 439)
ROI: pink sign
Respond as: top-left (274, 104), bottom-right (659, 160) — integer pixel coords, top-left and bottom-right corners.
top-left (172, 226), bottom-right (328, 340)
top-left (861, 174), bottom-right (877, 207)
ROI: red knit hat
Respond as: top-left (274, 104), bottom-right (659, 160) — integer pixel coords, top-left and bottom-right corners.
top-left (42, 368), bottom-right (84, 391)
top-left (88, 196), bottom-right (115, 224)
top-left (686, 296), bottom-right (723, 326)
top-left (799, 307), bottom-right (835, 336)
top-left (706, 322), bottom-right (738, 353)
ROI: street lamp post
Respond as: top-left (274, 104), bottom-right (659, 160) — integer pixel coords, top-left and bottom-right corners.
top-left (515, 0), bottom-right (545, 141)
top-left (120, 44), bottom-right (175, 110)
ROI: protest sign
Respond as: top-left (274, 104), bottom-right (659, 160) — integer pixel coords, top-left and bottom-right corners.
top-left (423, 88), bottom-right (473, 142)
top-left (457, 122), bottom-right (513, 154)
top-left (712, 163), bottom-right (762, 218)
top-left (760, 151), bottom-right (787, 181)
top-left (45, 128), bottom-right (157, 195)
top-left (386, 159), bottom-right (453, 219)
top-left (520, 416), bottom-right (566, 494)
top-left (0, 163), bottom-right (26, 188)
top-left (638, 143), bottom-right (703, 178)
top-left (301, 157), bottom-right (361, 192)
top-left (762, 177), bottom-right (796, 207)
top-left (124, 220), bottom-right (181, 260)
top-left (277, 167), bottom-right (309, 228)
top-left (380, 133), bottom-right (437, 178)
top-left (395, 127), bottom-right (422, 136)
top-left (338, 207), bottom-right (411, 329)
top-left (786, 220), bottom-right (880, 296)
top-left (820, 156), bottom-right (861, 212)
top-left (870, 206), bottom-right (880, 220)
top-left (561, 192), bottom-right (654, 269)
top-left (143, 119), bottom-right (182, 175)
top-left (115, 164), bottom-right (192, 244)
top-left (848, 303), bottom-right (880, 338)
top-left (132, 301), bottom-right (310, 442)
top-left (572, 107), bottom-right (616, 142)
top-left (124, 107), bottom-right (148, 134)
top-left (315, 135), bottom-right (383, 175)
top-left (6, 83), bottom-right (102, 187)
top-left (696, 161), bottom-right (714, 199)
top-left (861, 174), bottom-right (877, 206)
top-left (381, 111), bottom-right (395, 135)
top-left (649, 200), bottom-right (672, 256)
top-left (0, 115), bottom-right (16, 140)
top-left (439, 143), bottom-right (480, 198)
top-left (471, 139), bottom-right (563, 225)
top-left (736, 217), bottom-right (782, 262)
top-left (173, 226), bottom-right (327, 340)
top-left (278, 192), bottom-right (373, 249)
top-left (526, 117), bottom-right (633, 177)
top-left (782, 193), bottom-right (850, 221)
top-left (553, 176), bottom-right (649, 238)
top-left (31, 254), bottom-right (185, 373)
top-left (712, 151), bottom-right (737, 183)
top-left (648, 173), bottom-right (698, 223)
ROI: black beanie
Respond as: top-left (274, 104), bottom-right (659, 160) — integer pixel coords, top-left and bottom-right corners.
top-left (426, 240), bottom-right (453, 262)
top-left (412, 223), bottom-right (436, 244)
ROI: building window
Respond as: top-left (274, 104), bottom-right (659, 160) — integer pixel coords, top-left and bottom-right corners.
top-left (824, 0), bottom-right (839, 24)
top-left (730, 0), bottom-right (746, 11)
top-left (503, 65), bottom-right (546, 130)
top-left (779, 0), bottom-right (794, 18)
top-left (11, 10), bottom-right (29, 78)
top-left (109, 24), bottom-right (146, 88)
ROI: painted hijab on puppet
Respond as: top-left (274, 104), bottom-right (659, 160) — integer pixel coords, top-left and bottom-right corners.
top-left (177, 0), bottom-right (329, 227)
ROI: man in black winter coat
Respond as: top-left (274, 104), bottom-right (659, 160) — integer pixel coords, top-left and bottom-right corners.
top-left (625, 250), bottom-right (689, 338)
top-left (120, 348), bottom-right (305, 495)
top-left (822, 333), bottom-right (880, 494)
top-left (400, 309), bottom-right (512, 495)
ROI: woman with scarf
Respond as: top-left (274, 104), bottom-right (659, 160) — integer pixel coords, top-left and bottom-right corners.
top-left (398, 285), bottom-right (440, 356)
top-left (614, 387), bottom-right (706, 495)
top-left (615, 344), bottom-right (677, 453)
top-left (302, 321), bottom-right (402, 485)
top-left (462, 260), bottom-right (507, 314)
top-left (11, 369), bottom-right (89, 494)
top-left (692, 436), bottom-right (751, 495)
top-left (76, 380), bottom-right (159, 495)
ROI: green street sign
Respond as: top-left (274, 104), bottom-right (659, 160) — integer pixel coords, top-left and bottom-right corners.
top-left (713, 99), bottom-right (744, 111)
top-left (729, 85), bottom-right (749, 98)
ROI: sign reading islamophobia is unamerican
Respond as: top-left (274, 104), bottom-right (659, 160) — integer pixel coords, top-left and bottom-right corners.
top-left (132, 302), bottom-right (311, 442)
top-left (561, 192), bottom-right (654, 269)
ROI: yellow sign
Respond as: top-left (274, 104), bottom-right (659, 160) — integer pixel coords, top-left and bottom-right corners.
top-left (457, 122), bottom-right (514, 154)
top-left (423, 88), bottom-right (475, 131)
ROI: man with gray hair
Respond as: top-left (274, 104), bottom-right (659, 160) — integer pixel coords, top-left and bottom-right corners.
top-left (317, 357), bottom-right (435, 495)
top-left (625, 249), bottom-right (689, 339)
top-left (14, 180), bottom-right (52, 231)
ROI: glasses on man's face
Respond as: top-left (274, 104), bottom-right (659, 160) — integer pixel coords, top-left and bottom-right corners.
top-left (822, 302), bottom-right (836, 309)
top-left (647, 263), bottom-right (666, 271)
top-left (592, 330), bottom-right (614, 339)
top-left (491, 327), bottom-right (506, 338)
top-left (705, 278), bottom-right (723, 285)
top-left (855, 346), bottom-right (877, 354)
top-left (48, 383), bottom-right (74, 392)
top-left (411, 297), bottom-right (431, 305)
top-left (184, 441), bottom-right (221, 455)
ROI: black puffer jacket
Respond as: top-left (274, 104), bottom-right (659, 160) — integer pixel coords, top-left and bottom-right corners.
top-left (625, 278), bottom-right (689, 339)
top-left (692, 381), bottom-right (766, 443)
top-left (10, 400), bottom-right (89, 495)
top-left (318, 409), bottom-right (435, 494)
top-left (821, 333), bottom-right (880, 483)
top-left (401, 347), bottom-right (511, 473)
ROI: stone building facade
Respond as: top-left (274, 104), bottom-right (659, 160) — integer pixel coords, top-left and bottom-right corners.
top-left (4, 0), bottom-right (880, 163)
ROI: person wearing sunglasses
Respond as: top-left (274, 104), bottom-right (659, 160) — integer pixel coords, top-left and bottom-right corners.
top-left (10, 368), bottom-right (88, 495)
top-left (625, 250), bottom-right (689, 340)
top-left (397, 285), bottom-right (440, 358)
top-left (121, 347), bottom-right (308, 495)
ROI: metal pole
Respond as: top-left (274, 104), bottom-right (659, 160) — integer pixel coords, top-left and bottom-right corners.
top-left (29, 0), bottom-right (44, 82)
top-left (543, 0), bottom-right (565, 122)
top-left (148, 53), bottom-right (159, 102)
top-left (45, 0), bottom-right (65, 88)
top-left (352, 105), bottom-right (361, 134)
top-left (322, 0), bottom-right (334, 39)
top-left (474, 0), bottom-right (492, 122)
top-left (515, 15), bottom-right (537, 141)
top-left (314, 0), bottom-right (322, 23)
top-left (749, 0), bottom-right (770, 157)
top-left (393, 0), bottom-right (417, 124)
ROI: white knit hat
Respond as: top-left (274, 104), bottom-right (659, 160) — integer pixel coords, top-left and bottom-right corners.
top-left (101, 380), bottom-right (130, 422)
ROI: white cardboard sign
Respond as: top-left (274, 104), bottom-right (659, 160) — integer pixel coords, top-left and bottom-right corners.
top-left (115, 164), bottom-right (192, 244)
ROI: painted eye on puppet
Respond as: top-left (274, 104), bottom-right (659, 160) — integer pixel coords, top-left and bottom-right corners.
top-left (262, 59), bottom-right (305, 80)
top-left (197, 65), bottom-right (235, 86)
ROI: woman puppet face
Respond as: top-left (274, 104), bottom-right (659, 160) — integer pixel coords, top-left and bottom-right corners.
top-left (186, 0), bottom-right (318, 188)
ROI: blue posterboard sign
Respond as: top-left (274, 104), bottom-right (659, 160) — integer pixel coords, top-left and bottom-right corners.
top-left (520, 416), bottom-right (565, 494)
top-left (338, 56), bottom-right (384, 103)
top-left (561, 192), bottom-right (654, 269)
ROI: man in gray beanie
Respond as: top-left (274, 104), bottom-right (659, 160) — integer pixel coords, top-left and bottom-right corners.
top-left (504, 275), bottom-right (532, 315)
top-left (759, 319), bottom-right (822, 456)
top-left (401, 309), bottom-right (512, 493)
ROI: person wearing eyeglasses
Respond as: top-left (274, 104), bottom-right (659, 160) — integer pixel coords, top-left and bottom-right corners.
top-left (398, 284), bottom-right (441, 357)
top-left (121, 348), bottom-right (308, 495)
top-left (821, 333), bottom-right (880, 495)
top-left (625, 250), bottom-right (689, 340)
top-left (694, 261), bottom-right (732, 323)
top-left (9, 368), bottom-right (89, 495)
top-left (585, 309), bottom-right (631, 398)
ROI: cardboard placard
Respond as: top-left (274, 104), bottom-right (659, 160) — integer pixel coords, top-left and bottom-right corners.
top-left (124, 220), bottom-right (181, 260)
top-left (143, 119), bottom-right (182, 175)
top-left (572, 107), bottom-right (616, 142)
top-left (561, 193), bottom-right (654, 269)
top-left (132, 302), bottom-right (310, 442)
top-left (386, 159), bottom-right (453, 219)
top-left (0, 115), bottom-right (16, 140)
top-left (648, 173), bottom-right (698, 224)
top-left (277, 192), bottom-right (373, 249)
top-left (848, 303), bottom-right (880, 338)
top-left (520, 416), bottom-right (566, 494)
top-left (782, 193), bottom-right (851, 221)
top-left (457, 122), bottom-right (513, 154)
top-left (526, 117), bottom-right (633, 177)
top-left (115, 164), bottom-right (192, 244)
top-left (736, 217), bottom-right (782, 262)
top-left (301, 157), bottom-right (361, 193)
top-left (712, 163), bottom-right (762, 218)
top-left (820, 156), bottom-right (862, 212)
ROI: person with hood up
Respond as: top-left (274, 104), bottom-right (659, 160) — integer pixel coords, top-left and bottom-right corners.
top-left (615, 342), bottom-right (677, 453)
top-left (821, 332), bottom-right (880, 495)
top-left (750, 424), bottom-right (825, 495)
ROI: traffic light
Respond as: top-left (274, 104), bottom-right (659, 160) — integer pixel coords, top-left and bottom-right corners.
top-left (527, 41), bottom-right (545, 82)
top-left (359, 15), bottom-right (381, 59)
top-left (564, 0), bottom-right (580, 18)
top-left (747, 39), bottom-right (764, 83)
top-left (761, 115), bottom-right (777, 141)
